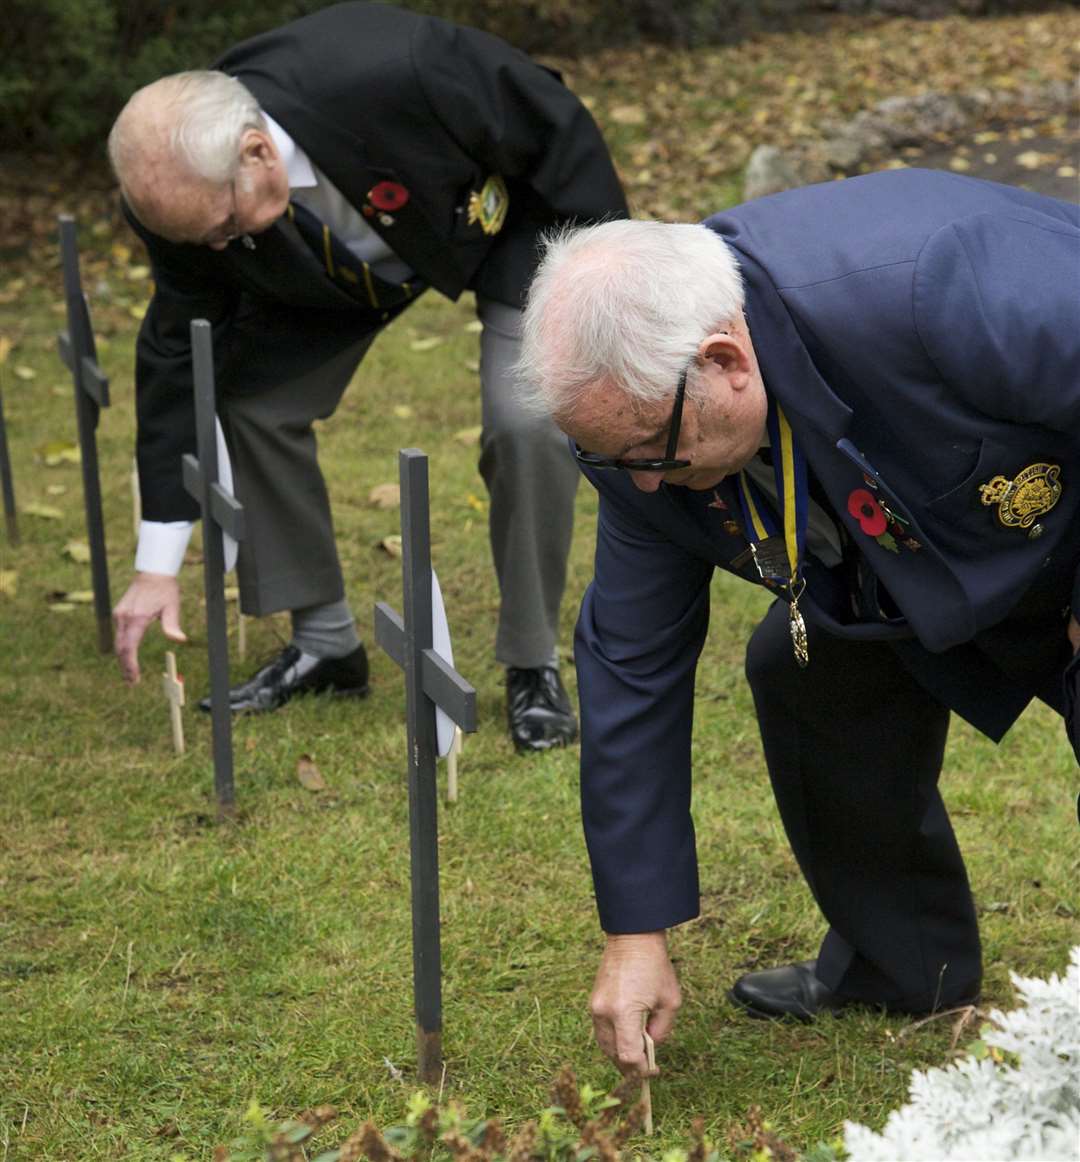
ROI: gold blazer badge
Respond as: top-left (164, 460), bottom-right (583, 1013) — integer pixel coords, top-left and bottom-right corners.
top-left (978, 462), bottom-right (1062, 528)
top-left (467, 175), bottom-right (509, 236)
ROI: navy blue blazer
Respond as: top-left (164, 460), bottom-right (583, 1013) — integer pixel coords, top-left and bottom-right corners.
top-left (575, 170), bottom-right (1080, 933)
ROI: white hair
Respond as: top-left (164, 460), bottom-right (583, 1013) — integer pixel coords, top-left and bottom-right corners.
top-left (517, 219), bottom-right (744, 419)
top-left (108, 70), bottom-right (265, 188)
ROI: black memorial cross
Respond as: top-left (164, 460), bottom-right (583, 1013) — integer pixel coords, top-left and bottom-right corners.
top-left (374, 449), bottom-right (478, 1084)
top-left (181, 320), bottom-right (246, 816)
top-left (57, 215), bottom-right (112, 653)
top-left (0, 373), bottom-right (17, 546)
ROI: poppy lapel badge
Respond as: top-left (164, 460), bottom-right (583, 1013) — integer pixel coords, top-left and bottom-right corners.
top-left (979, 462), bottom-right (1062, 536)
top-left (467, 175), bottom-right (509, 236)
top-left (367, 181), bottom-right (409, 222)
top-left (847, 488), bottom-right (921, 554)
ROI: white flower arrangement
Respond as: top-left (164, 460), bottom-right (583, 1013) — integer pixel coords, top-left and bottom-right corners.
top-left (842, 946), bottom-right (1080, 1162)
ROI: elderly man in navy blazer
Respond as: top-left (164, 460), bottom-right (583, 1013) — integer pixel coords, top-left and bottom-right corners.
top-left (516, 169), bottom-right (1080, 1074)
top-left (105, 3), bottom-right (627, 751)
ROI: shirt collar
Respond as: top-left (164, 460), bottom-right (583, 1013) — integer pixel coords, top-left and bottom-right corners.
top-left (261, 112), bottom-right (316, 190)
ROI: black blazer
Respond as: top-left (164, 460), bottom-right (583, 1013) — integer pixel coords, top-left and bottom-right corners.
top-left (128, 2), bottom-right (628, 520)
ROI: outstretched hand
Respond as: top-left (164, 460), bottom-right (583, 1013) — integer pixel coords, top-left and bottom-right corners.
top-left (589, 931), bottom-right (681, 1077)
top-left (113, 572), bottom-right (187, 684)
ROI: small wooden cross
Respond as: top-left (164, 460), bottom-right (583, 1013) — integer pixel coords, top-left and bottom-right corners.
top-left (162, 651), bottom-right (185, 755)
top-left (374, 448), bottom-right (477, 1084)
top-left (182, 320), bottom-right (246, 816)
top-left (56, 215), bottom-right (112, 654)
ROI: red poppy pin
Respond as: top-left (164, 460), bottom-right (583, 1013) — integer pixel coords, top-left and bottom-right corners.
top-left (368, 181), bottom-right (409, 212)
top-left (847, 488), bottom-right (920, 554)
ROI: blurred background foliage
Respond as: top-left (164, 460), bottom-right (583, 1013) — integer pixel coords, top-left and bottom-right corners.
top-left (0, 0), bottom-right (1061, 154)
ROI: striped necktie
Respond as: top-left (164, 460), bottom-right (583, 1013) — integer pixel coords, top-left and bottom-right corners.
top-left (286, 199), bottom-right (424, 315)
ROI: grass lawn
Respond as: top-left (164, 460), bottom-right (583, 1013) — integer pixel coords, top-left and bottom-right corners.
top-left (2, 9), bottom-right (1078, 1159)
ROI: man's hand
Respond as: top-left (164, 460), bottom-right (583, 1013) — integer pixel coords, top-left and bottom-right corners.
top-left (590, 931), bottom-right (681, 1076)
top-left (113, 572), bottom-right (187, 684)
top-left (1069, 615), bottom-right (1080, 654)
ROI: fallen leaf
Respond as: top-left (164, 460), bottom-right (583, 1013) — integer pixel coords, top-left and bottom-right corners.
top-left (948, 156), bottom-right (971, 172)
top-left (63, 590), bottom-right (95, 604)
top-left (463, 320), bottom-right (483, 334)
top-left (13, 365), bottom-right (36, 380)
top-left (453, 426), bottom-right (482, 446)
top-left (463, 359), bottom-right (480, 374)
top-left (35, 440), bottom-right (80, 467)
top-left (368, 483), bottom-right (400, 509)
top-left (224, 586), bottom-right (239, 601)
top-left (129, 304), bottom-right (148, 321)
top-left (465, 492), bottom-right (488, 513)
top-left (1057, 165), bottom-right (1078, 178)
top-left (392, 404), bottom-right (413, 419)
top-left (50, 603), bottom-right (76, 613)
top-left (0, 570), bottom-right (16, 597)
top-left (379, 535), bottom-right (403, 558)
top-left (64, 540), bottom-right (91, 563)
top-left (296, 754), bottom-right (327, 791)
top-left (126, 265), bottom-right (151, 281)
top-left (409, 336), bottom-right (443, 352)
top-left (23, 503), bottom-right (63, 520)
top-left (0, 337), bottom-right (11, 365)
top-left (1016, 150), bottom-right (1047, 170)
top-left (111, 243), bottom-right (132, 264)
top-left (609, 103), bottom-right (646, 125)
top-left (46, 484), bottom-right (68, 496)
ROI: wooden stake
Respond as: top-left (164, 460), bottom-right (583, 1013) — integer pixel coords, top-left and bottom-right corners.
top-left (641, 1029), bottom-right (656, 1136)
top-left (162, 650), bottom-right (185, 755)
top-left (446, 726), bottom-right (462, 803)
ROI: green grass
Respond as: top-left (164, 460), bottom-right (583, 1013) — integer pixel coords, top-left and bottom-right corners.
top-left (3, 12), bottom-right (1080, 1157)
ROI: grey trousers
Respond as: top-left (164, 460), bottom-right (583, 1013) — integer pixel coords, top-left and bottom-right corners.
top-left (223, 295), bottom-right (578, 670)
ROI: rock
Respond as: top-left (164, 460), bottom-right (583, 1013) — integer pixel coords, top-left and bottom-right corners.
top-left (743, 145), bottom-right (801, 200)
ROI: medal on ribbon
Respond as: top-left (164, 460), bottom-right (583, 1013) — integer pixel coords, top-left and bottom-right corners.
top-left (736, 406), bottom-right (810, 668)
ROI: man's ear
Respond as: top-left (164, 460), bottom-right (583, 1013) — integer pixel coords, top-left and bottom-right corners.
top-left (239, 128), bottom-right (277, 169)
top-left (698, 330), bottom-right (752, 388)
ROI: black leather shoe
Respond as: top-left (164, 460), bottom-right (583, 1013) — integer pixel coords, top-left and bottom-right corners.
top-left (729, 960), bottom-right (848, 1022)
top-left (507, 666), bottom-right (578, 753)
top-left (198, 643), bottom-right (370, 714)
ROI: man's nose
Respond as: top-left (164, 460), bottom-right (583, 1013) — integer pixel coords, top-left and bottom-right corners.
top-left (630, 470), bottom-right (665, 494)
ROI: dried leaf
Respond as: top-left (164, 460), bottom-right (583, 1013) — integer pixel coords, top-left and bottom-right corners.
top-left (129, 303), bottom-right (148, 321)
top-left (392, 404), bottom-right (413, 419)
top-left (296, 754), bottom-right (327, 792)
top-left (13, 365), bottom-right (36, 380)
top-left (368, 483), bottom-right (400, 509)
top-left (1016, 150), bottom-right (1048, 170)
top-left (463, 359), bottom-right (480, 374)
top-left (224, 586), bottom-right (239, 601)
top-left (35, 440), bottom-right (80, 467)
top-left (948, 156), bottom-right (971, 172)
top-left (453, 425), bottom-right (482, 446)
top-left (64, 540), bottom-right (91, 563)
top-left (463, 320), bottom-right (483, 334)
top-left (379, 535), bottom-right (403, 558)
top-left (0, 337), bottom-right (11, 365)
top-left (49, 603), bottom-right (76, 613)
top-left (126, 264), bottom-right (151, 281)
top-left (23, 503), bottom-right (63, 520)
top-left (466, 493), bottom-right (488, 513)
top-left (111, 243), bottom-right (132, 264)
top-left (46, 484), bottom-right (68, 496)
top-left (409, 336), bottom-right (443, 352)
top-left (610, 103), bottom-right (646, 125)
top-left (0, 570), bottom-right (17, 597)
top-left (65, 590), bottom-right (95, 604)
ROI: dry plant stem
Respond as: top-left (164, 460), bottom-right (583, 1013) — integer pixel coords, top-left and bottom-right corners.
top-left (642, 1028), bottom-right (655, 1135)
top-left (162, 649), bottom-right (185, 755)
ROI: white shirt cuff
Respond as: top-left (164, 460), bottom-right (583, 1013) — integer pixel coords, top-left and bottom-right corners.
top-left (135, 520), bottom-right (194, 576)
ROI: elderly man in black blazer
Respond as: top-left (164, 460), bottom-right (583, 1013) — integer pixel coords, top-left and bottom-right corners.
top-left (106, 2), bottom-right (628, 751)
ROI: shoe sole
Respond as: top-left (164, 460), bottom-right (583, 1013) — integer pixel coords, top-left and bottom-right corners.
top-left (727, 988), bottom-right (843, 1023)
top-left (200, 683), bottom-right (371, 715)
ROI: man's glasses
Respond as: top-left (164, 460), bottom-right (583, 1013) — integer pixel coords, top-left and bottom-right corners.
top-left (574, 363), bottom-right (691, 472)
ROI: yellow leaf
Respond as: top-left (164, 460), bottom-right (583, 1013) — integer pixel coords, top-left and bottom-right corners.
top-left (224, 586), bottom-right (240, 601)
top-left (50, 603), bottom-right (76, 613)
top-left (64, 540), bottom-right (91, 563)
top-left (466, 493), bottom-right (488, 513)
top-left (379, 535), bottom-right (403, 558)
top-left (393, 404), bottom-right (414, 419)
top-left (46, 485), bottom-right (67, 496)
top-left (36, 440), bottom-right (80, 466)
top-left (463, 320), bottom-right (483, 334)
top-left (1016, 150), bottom-right (1046, 170)
top-left (296, 754), bottom-right (328, 792)
top-left (23, 503), bottom-right (63, 520)
top-left (1057, 165), bottom-right (1078, 179)
top-left (609, 104), bottom-right (646, 126)
top-left (111, 243), bottom-right (132, 264)
top-left (972, 131), bottom-right (1001, 145)
top-left (453, 426), bottom-right (482, 446)
top-left (948, 157), bottom-right (971, 172)
top-left (65, 590), bottom-right (95, 604)
top-left (409, 336), bottom-right (444, 352)
top-left (368, 483), bottom-right (400, 509)
top-left (0, 570), bottom-right (17, 597)
top-left (129, 303), bottom-right (148, 321)
top-left (126, 265), bottom-right (151, 281)
top-left (463, 359), bottom-right (480, 374)
top-left (13, 365), bottom-right (36, 380)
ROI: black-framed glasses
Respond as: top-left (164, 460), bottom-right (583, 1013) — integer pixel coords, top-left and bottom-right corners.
top-left (574, 363), bottom-right (691, 472)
